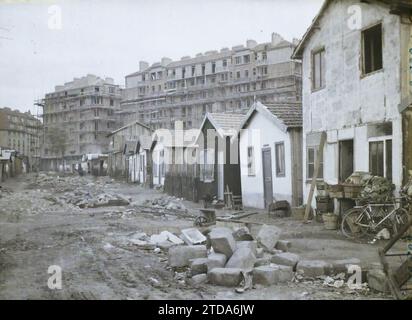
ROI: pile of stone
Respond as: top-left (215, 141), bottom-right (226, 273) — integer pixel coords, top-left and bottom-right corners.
top-left (131, 196), bottom-right (190, 217)
top-left (128, 230), bottom-right (186, 251)
top-left (165, 224), bottom-right (295, 288)
top-left (161, 224), bottom-right (375, 292)
top-left (63, 191), bottom-right (130, 208)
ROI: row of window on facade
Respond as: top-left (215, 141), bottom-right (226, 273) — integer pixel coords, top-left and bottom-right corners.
top-left (305, 138), bottom-right (392, 182)
top-left (141, 52), bottom-right (269, 82)
top-left (311, 23), bottom-right (383, 91)
top-left (140, 68), bottom-right (270, 94)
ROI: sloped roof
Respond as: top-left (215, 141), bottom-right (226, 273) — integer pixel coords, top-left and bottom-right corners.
top-left (292, 0), bottom-right (410, 59)
top-left (240, 102), bottom-right (302, 132)
top-left (264, 104), bottom-right (302, 128)
top-left (207, 113), bottom-right (247, 134)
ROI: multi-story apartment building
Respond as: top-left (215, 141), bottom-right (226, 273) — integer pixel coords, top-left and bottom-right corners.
top-left (0, 107), bottom-right (41, 171)
top-left (120, 33), bottom-right (302, 130)
top-left (40, 74), bottom-right (122, 171)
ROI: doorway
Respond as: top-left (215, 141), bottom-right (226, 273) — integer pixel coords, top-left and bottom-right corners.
top-left (339, 140), bottom-right (354, 182)
top-left (262, 148), bottom-right (273, 208)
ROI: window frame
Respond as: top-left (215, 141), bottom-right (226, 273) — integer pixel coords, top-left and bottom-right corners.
top-left (306, 146), bottom-right (324, 181)
top-left (361, 22), bottom-right (383, 77)
top-left (275, 142), bottom-right (286, 177)
top-left (247, 146), bottom-right (256, 176)
top-left (311, 48), bottom-right (326, 92)
top-left (368, 136), bottom-right (392, 180)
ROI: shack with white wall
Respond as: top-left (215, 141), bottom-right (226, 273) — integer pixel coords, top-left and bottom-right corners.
top-left (292, 0), bottom-right (412, 208)
top-left (239, 102), bottom-right (303, 209)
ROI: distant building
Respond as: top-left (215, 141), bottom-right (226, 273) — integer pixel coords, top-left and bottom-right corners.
top-left (120, 33), bottom-right (302, 130)
top-left (107, 120), bottom-right (152, 178)
top-left (0, 107), bottom-right (42, 171)
top-left (40, 74), bottom-right (122, 171)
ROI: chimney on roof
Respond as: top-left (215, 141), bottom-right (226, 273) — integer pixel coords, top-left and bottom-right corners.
top-left (271, 32), bottom-right (284, 46)
top-left (246, 39), bottom-right (257, 49)
top-left (139, 61), bottom-right (149, 71)
top-left (161, 57), bottom-right (172, 66)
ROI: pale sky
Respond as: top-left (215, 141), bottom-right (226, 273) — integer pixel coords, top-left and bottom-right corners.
top-left (0, 0), bottom-right (324, 114)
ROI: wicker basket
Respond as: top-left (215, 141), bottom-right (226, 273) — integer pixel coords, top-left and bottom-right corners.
top-left (323, 213), bottom-right (338, 230)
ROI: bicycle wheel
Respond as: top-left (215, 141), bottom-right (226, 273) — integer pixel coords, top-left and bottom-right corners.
top-left (392, 208), bottom-right (410, 235)
top-left (341, 208), bottom-right (369, 239)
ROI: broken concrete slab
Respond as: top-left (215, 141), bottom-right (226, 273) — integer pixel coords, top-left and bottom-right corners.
top-left (236, 241), bottom-right (257, 256)
top-left (209, 227), bottom-right (237, 258)
top-left (206, 252), bottom-right (227, 271)
top-left (296, 260), bottom-right (333, 278)
top-left (275, 240), bottom-right (291, 252)
top-left (157, 241), bottom-right (175, 252)
top-left (252, 264), bottom-right (293, 286)
top-left (161, 231), bottom-right (185, 245)
top-left (271, 252), bottom-right (300, 270)
top-left (225, 247), bottom-right (256, 270)
top-left (150, 233), bottom-right (169, 245)
top-left (254, 257), bottom-right (272, 268)
top-left (168, 245), bottom-right (207, 268)
top-left (332, 258), bottom-right (361, 274)
top-left (232, 226), bottom-right (254, 241)
top-left (189, 258), bottom-right (209, 276)
top-left (189, 273), bottom-right (207, 286)
top-left (207, 268), bottom-right (243, 287)
top-left (256, 225), bottom-right (282, 251)
top-left (270, 264), bottom-right (294, 283)
top-left (181, 228), bottom-right (207, 245)
top-left (367, 269), bottom-right (390, 293)
top-left (252, 265), bottom-right (278, 285)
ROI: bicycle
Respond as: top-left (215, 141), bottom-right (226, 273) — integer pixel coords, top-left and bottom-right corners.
top-left (341, 196), bottom-right (410, 240)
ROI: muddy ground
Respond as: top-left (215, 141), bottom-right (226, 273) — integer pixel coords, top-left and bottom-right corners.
top-left (0, 173), bottom-right (401, 300)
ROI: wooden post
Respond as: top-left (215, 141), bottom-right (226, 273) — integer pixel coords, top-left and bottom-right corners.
top-left (304, 131), bottom-right (327, 223)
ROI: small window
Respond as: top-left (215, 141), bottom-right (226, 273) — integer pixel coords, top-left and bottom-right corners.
top-left (362, 24), bottom-right (383, 75)
top-left (307, 146), bottom-right (324, 180)
top-left (247, 146), bottom-right (255, 176)
top-left (312, 49), bottom-right (325, 90)
top-left (369, 139), bottom-right (392, 180)
top-left (243, 55), bottom-right (250, 63)
top-left (222, 59), bottom-right (227, 67)
top-left (275, 142), bottom-right (285, 177)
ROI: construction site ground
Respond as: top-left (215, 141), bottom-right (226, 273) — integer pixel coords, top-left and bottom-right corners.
top-left (0, 173), bottom-right (406, 300)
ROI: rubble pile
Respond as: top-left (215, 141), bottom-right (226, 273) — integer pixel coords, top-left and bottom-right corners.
top-left (359, 176), bottom-right (395, 203)
top-left (27, 173), bottom-right (130, 209)
top-left (130, 196), bottom-right (191, 217)
top-left (122, 223), bottom-right (384, 296)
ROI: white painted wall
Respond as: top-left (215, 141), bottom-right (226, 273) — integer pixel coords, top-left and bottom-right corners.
top-left (300, 0), bottom-right (403, 203)
top-left (240, 111), bottom-right (293, 209)
top-left (152, 142), bottom-right (166, 186)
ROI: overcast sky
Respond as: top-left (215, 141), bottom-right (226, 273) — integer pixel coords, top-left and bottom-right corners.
top-left (0, 0), bottom-right (323, 114)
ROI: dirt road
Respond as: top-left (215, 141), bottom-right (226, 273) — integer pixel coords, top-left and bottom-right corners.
top-left (0, 173), bottom-right (393, 300)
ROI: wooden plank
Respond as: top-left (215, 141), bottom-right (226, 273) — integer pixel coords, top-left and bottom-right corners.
top-left (304, 131), bottom-right (327, 223)
top-left (394, 258), bottom-right (412, 288)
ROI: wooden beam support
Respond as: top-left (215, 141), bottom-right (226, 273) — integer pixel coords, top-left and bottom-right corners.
top-left (304, 131), bottom-right (326, 223)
